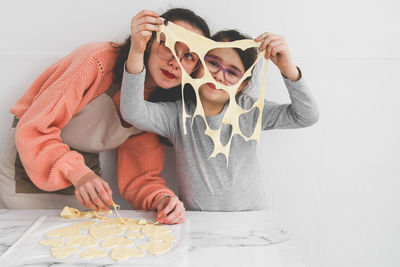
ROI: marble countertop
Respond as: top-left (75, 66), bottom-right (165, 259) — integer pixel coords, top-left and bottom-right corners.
top-left (0, 209), bottom-right (305, 267)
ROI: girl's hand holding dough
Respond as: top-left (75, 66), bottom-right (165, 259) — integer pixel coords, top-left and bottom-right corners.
top-left (255, 32), bottom-right (300, 81)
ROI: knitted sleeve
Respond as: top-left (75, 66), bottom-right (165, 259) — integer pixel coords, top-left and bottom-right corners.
top-left (13, 49), bottom-right (103, 191)
top-left (117, 132), bottom-right (176, 210)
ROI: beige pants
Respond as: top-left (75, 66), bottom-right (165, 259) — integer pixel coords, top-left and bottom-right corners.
top-left (0, 127), bottom-right (84, 209)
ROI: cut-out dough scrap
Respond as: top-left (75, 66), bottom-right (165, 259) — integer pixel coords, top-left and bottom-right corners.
top-left (158, 21), bottom-right (269, 165)
top-left (80, 248), bottom-right (107, 259)
top-left (111, 201), bottom-right (127, 224)
top-left (89, 224), bottom-right (124, 239)
top-left (101, 236), bottom-right (133, 248)
top-left (110, 247), bottom-right (145, 261)
top-left (139, 242), bottom-right (172, 255)
top-left (45, 225), bottom-right (80, 238)
top-left (65, 235), bottom-right (97, 247)
top-left (141, 224), bottom-right (171, 236)
top-left (50, 247), bottom-right (80, 259)
top-left (149, 232), bottom-right (177, 243)
top-left (60, 206), bottom-right (111, 219)
top-left (126, 231), bottom-right (144, 239)
top-left (40, 237), bottom-right (64, 247)
top-left (75, 220), bottom-right (96, 229)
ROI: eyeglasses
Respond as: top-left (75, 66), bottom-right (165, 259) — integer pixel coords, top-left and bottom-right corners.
top-left (204, 55), bottom-right (244, 85)
top-left (157, 40), bottom-right (200, 73)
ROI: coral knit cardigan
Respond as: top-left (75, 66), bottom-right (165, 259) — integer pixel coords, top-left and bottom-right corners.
top-left (10, 42), bottom-right (175, 210)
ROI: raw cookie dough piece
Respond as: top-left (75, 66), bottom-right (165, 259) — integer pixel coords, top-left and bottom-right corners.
top-left (75, 220), bottom-right (96, 229)
top-left (101, 236), bottom-right (133, 248)
top-left (126, 232), bottom-right (144, 239)
top-left (149, 232), bottom-right (177, 243)
top-left (110, 247), bottom-right (145, 261)
top-left (125, 218), bottom-right (139, 224)
top-left (45, 225), bottom-right (81, 238)
top-left (40, 237), bottom-right (64, 247)
top-left (127, 223), bottom-right (141, 231)
top-left (50, 247), bottom-right (80, 259)
top-left (65, 235), bottom-right (97, 247)
top-left (89, 224), bottom-right (124, 239)
top-left (97, 219), bottom-right (128, 231)
top-left (80, 248), bottom-right (107, 259)
top-left (138, 219), bottom-right (148, 225)
top-left (139, 242), bottom-right (173, 255)
top-left (141, 224), bottom-right (171, 236)
top-left (98, 218), bottom-right (128, 228)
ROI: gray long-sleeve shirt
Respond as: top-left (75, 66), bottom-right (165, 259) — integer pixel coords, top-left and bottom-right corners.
top-left (121, 68), bottom-right (319, 211)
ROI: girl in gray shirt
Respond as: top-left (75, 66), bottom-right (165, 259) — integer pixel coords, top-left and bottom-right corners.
top-left (121, 29), bottom-right (319, 213)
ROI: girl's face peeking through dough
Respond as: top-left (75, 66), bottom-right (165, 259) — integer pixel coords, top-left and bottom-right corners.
top-left (198, 47), bottom-right (248, 106)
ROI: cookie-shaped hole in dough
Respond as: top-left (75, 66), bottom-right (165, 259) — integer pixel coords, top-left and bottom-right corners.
top-left (174, 41), bottom-right (203, 78)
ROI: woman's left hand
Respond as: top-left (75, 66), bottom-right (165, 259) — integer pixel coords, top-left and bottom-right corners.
top-left (255, 32), bottom-right (300, 81)
top-left (155, 196), bottom-right (186, 225)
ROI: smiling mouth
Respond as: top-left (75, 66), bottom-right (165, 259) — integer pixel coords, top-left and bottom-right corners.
top-left (161, 69), bottom-right (176, 79)
top-left (207, 83), bottom-right (221, 90)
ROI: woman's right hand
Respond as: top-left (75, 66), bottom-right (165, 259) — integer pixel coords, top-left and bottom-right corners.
top-left (74, 172), bottom-right (113, 211)
top-left (130, 10), bottom-right (164, 54)
top-left (127, 10), bottom-right (164, 74)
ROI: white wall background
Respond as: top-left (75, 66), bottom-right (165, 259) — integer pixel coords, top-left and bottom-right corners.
top-left (1, 0), bottom-right (399, 267)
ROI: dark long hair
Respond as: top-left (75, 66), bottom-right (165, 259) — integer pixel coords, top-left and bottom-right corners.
top-left (111, 7), bottom-right (210, 98)
top-left (211, 30), bottom-right (258, 82)
top-left (111, 8), bottom-right (210, 145)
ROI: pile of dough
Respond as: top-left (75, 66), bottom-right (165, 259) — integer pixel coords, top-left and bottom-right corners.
top-left (60, 206), bottom-right (111, 220)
